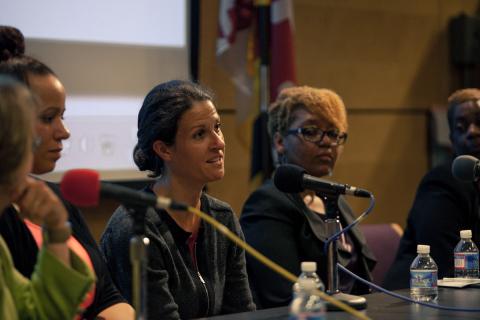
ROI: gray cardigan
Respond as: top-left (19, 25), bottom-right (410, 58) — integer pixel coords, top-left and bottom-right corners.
top-left (100, 191), bottom-right (255, 319)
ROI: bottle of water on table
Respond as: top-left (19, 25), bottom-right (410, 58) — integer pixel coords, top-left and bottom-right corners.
top-left (454, 229), bottom-right (479, 278)
top-left (289, 278), bottom-right (326, 320)
top-left (293, 262), bottom-right (325, 297)
top-left (410, 244), bottom-right (438, 302)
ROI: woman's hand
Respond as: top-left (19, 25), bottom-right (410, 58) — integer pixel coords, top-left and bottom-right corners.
top-left (14, 177), bottom-right (68, 229)
top-left (14, 177), bottom-right (71, 266)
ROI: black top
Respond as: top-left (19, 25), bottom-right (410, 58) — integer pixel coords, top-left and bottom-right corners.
top-left (240, 180), bottom-right (376, 309)
top-left (100, 189), bottom-right (256, 320)
top-left (383, 162), bottom-right (480, 290)
top-left (0, 182), bottom-right (126, 319)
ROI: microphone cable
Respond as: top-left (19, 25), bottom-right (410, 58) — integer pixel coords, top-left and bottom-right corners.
top-left (60, 168), bottom-right (371, 317)
top-left (323, 192), bottom-right (376, 254)
top-left (61, 169), bottom-right (369, 320)
top-left (185, 205), bottom-right (371, 320)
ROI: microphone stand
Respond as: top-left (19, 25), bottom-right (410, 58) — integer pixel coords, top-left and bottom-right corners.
top-left (126, 205), bottom-right (150, 320)
top-left (322, 193), bottom-right (367, 310)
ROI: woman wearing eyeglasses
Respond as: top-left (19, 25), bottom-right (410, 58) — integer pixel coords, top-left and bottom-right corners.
top-left (240, 86), bottom-right (376, 309)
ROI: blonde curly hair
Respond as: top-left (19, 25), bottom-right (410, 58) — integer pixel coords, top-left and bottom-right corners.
top-left (268, 86), bottom-right (348, 139)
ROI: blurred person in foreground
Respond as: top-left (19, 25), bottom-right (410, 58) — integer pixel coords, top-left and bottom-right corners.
top-left (384, 88), bottom-right (480, 289)
top-left (240, 86), bottom-right (376, 309)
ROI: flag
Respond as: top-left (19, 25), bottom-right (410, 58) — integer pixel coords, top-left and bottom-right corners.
top-left (217, 0), bottom-right (296, 184)
top-left (269, 0), bottom-right (296, 99)
top-left (217, 0), bottom-right (256, 150)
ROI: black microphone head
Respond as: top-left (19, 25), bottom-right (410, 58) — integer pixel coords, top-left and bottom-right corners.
top-left (274, 164), bottom-right (306, 193)
top-left (452, 155), bottom-right (479, 182)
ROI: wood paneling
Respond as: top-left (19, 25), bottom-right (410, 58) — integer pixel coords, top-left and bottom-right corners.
top-left (331, 112), bottom-right (429, 224)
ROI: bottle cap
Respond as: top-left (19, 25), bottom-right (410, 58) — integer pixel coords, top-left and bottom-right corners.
top-left (417, 244), bottom-right (430, 254)
top-left (301, 261), bottom-right (317, 272)
top-left (460, 230), bottom-right (472, 239)
top-left (298, 278), bottom-right (316, 291)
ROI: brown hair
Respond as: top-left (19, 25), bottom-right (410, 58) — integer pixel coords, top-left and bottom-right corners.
top-left (268, 86), bottom-right (348, 138)
top-left (447, 88), bottom-right (480, 131)
top-left (0, 76), bottom-right (35, 186)
top-left (134, 80), bottom-right (214, 177)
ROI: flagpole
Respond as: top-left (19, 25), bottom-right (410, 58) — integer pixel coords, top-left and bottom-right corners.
top-left (255, 0), bottom-right (273, 181)
top-left (256, 0), bottom-right (270, 112)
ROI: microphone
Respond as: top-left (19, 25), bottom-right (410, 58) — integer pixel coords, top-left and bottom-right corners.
top-left (60, 169), bottom-right (187, 210)
top-left (274, 164), bottom-right (371, 198)
top-left (452, 155), bottom-right (480, 182)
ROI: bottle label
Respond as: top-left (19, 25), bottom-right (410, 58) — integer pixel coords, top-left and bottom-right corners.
top-left (410, 270), bottom-right (437, 288)
top-left (454, 252), bottom-right (479, 270)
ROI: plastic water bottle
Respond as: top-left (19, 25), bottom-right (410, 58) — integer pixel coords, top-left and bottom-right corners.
top-left (454, 229), bottom-right (479, 278)
top-left (293, 262), bottom-right (325, 297)
top-left (410, 244), bottom-right (438, 302)
top-left (289, 278), bottom-right (326, 320)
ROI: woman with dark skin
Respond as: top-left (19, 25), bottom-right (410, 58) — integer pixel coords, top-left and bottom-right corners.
top-left (240, 86), bottom-right (376, 309)
top-left (101, 80), bottom-right (255, 320)
top-left (0, 26), bottom-right (134, 320)
top-left (0, 77), bottom-right (93, 319)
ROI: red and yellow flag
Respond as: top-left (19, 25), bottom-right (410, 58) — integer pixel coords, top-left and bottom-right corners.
top-left (217, 0), bottom-right (296, 183)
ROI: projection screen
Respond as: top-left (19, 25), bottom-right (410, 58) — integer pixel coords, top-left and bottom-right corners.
top-left (0, 0), bottom-right (189, 180)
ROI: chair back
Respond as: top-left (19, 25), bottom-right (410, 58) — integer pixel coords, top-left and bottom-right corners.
top-left (359, 223), bottom-right (403, 285)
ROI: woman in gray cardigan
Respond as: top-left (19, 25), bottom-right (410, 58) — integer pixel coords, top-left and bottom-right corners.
top-left (101, 80), bottom-right (255, 319)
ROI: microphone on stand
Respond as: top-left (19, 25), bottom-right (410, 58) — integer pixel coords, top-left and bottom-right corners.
top-left (59, 169), bottom-right (368, 317)
top-left (452, 155), bottom-right (480, 182)
top-left (60, 169), bottom-right (187, 210)
top-left (274, 164), bottom-right (371, 197)
top-left (59, 168), bottom-right (188, 320)
top-left (274, 164), bottom-right (369, 310)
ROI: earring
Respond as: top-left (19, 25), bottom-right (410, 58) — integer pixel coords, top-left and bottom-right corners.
top-left (33, 136), bottom-right (42, 151)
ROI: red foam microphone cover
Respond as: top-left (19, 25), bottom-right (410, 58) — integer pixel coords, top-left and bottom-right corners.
top-left (60, 169), bottom-right (101, 207)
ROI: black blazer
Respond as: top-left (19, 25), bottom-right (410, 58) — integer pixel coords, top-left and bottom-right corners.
top-left (240, 179), bottom-right (376, 309)
top-left (383, 162), bottom-right (480, 290)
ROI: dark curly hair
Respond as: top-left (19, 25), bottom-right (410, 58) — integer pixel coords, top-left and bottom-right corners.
top-left (133, 80), bottom-right (214, 177)
top-left (0, 26), bottom-right (25, 62)
top-left (0, 26), bottom-right (55, 86)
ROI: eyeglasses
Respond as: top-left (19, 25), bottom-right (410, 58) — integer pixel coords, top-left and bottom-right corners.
top-left (286, 126), bottom-right (348, 145)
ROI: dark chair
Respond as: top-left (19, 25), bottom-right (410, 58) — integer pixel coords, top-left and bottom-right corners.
top-left (359, 223), bottom-right (403, 285)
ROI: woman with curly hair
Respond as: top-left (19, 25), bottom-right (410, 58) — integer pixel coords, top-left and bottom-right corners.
top-left (241, 86), bottom-right (376, 308)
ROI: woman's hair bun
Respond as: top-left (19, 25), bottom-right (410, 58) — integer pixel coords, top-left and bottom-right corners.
top-left (133, 144), bottom-right (150, 171)
top-left (0, 26), bottom-right (25, 62)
